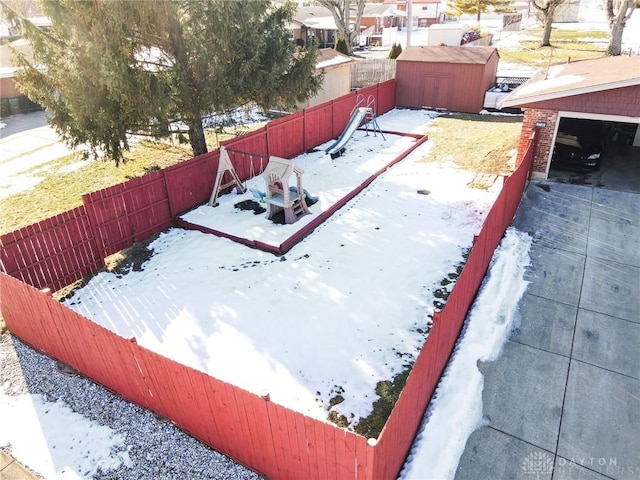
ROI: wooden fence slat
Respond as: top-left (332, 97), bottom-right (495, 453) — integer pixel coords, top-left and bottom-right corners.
top-left (266, 402), bottom-right (289, 479)
top-left (293, 408), bottom-right (312, 476)
top-left (304, 414), bottom-right (322, 480)
top-left (283, 406), bottom-right (304, 476)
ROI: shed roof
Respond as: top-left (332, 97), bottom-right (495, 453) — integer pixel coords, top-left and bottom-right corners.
top-left (500, 55), bottom-right (640, 107)
top-left (397, 45), bottom-right (498, 64)
top-left (315, 49), bottom-right (354, 70)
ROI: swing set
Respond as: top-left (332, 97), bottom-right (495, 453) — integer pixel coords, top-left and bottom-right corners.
top-left (208, 146), bottom-right (268, 206)
top-left (208, 146), bottom-right (311, 225)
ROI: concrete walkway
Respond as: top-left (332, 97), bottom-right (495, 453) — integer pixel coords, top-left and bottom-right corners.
top-left (456, 182), bottom-right (640, 480)
top-left (0, 450), bottom-right (39, 480)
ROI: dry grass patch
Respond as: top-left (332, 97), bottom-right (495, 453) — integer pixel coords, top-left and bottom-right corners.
top-left (423, 113), bottom-right (523, 177)
top-left (0, 124), bottom-right (266, 235)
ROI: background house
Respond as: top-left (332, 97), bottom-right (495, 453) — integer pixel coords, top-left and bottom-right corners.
top-left (384, 0), bottom-right (443, 27)
top-left (290, 4), bottom-right (408, 49)
top-left (395, 45), bottom-right (499, 113)
top-left (0, 38), bottom-right (41, 116)
top-left (359, 4), bottom-right (407, 47)
top-left (289, 6), bottom-right (339, 48)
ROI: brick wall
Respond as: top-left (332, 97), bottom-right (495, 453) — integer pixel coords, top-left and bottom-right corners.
top-left (516, 108), bottom-right (558, 179)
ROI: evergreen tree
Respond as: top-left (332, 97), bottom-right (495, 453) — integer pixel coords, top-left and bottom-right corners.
top-left (445, 0), bottom-right (514, 22)
top-left (335, 37), bottom-right (349, 55)
top-left (2, 0), bottom-right (322, 164)
top-left (388, 43), bottom-right (402, 59)
top-left (606, 0), bottom-right (636, 55)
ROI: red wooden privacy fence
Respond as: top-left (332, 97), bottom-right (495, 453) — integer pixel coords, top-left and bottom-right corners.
top-left (0, 81), bottom-right (393, 292)
top-left (0, 84), bottom-right (536, 479)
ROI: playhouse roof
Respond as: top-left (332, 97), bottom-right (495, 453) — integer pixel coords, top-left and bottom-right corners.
top-left (262, 156), bottom-right (303, 182)
top-left (397, 45), bottom-right (498, 64)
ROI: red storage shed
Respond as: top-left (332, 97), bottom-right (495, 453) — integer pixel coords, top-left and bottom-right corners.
top-left (395, 45), bottom-right (499, 113)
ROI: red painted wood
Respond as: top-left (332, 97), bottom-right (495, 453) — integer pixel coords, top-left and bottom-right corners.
top-left (267, 111), bottom-right (305, 159)
top-left (221, 127), bottom-right (269, 160)
top-left (0, 88), bottom-right (535, 480)
top-left (293, 408), bottom-right (312, 476)
top-left (164, 152), bottom-right (218, 216)
top-left (0, 206), bottom-right (101, 291)
top-left (332, 92), bottom-right (358, 138)
top-left (82, 170), bottom-right (171, 258)
top-left (523, 84), bottom-right (640, 117)
top-left (304, 102), bottom-right (334, 150)
top-left (266, 401), bottom-right (289, 478)
top-left (304, 414), bottom-right (322, 480)
top-left (282, 406), bottom-right (303, 475)
top-left (396, 52), bottom-right (498, 113)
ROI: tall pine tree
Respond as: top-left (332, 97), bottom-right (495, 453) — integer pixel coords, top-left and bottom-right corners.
top-left (2, 0), bottom-right (322, 164)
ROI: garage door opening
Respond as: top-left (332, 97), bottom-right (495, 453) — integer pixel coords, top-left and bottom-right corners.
top-left (548, 117), bottom-right (640, 193)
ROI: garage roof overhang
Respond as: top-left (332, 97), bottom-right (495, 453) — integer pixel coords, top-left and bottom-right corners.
top-left (500, 56), bottom-right (640, 108)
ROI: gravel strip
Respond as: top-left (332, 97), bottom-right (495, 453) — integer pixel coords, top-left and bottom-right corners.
top-left (0, 333), bottom-right (261, 480)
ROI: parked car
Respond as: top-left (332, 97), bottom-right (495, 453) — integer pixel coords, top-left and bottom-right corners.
top-left (552, 125), bottom-right (604, 171)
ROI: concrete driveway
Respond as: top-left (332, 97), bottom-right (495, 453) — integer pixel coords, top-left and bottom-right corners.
top-left (456, 181), bottom-right (640, 479)
top-left (0, 111), bottom-right (76, 200)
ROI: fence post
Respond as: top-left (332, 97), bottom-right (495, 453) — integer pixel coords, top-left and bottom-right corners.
top-left (80, 198), bottom-right (105, 266)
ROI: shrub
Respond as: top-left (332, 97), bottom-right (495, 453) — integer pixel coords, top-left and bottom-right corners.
top-left (388, 42), bottom-right (402, 59)
top-left (335, 36), bottom-right (349, 55)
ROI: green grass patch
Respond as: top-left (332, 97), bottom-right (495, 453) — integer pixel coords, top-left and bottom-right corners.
top-left (498, 27), bottom-right (608, 66)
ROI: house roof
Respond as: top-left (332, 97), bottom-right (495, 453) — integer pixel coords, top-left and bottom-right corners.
top-left (384, 0), bottom-right (441, 4)
top-left (315, 49), bottom-right (354, 70)
top-left (293, 6), bottom-right (337, 30)
top-left (362, 4), bottom-right (407, 17)
top-left (500, 55), bottom-right (640, 107)
top-left (397, 45), bottom-right (498, 64)
top-left (0, 38), bottom-right (34, 78)
top-left (292, 4), bottom-right (406, 29)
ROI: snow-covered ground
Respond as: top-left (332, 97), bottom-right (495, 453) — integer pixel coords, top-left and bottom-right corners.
top-left (0, 391), bottom-right (132, 479)
top-left (400, 227), bottom-right (531, 479)
top-left (1, 107), bottom-right (532, 479)
top-left (3, 6), bottom-right (638, 477)
top-left (61, 109), bottom-right (501, 426)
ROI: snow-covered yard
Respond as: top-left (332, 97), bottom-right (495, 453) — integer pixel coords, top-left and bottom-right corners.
top-left (1, 108), bottom-right (537, 479)
top-left (58, 109), bottom-right (502, 431)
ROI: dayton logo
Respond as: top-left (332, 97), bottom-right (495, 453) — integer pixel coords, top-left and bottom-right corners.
top-left (522, 451), bottom-right (554, 479)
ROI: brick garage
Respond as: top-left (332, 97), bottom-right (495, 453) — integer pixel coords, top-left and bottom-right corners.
top-left (502, 55), bottom-right (640, 180)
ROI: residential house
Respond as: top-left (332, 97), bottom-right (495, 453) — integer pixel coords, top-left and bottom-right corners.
top-left (384, 0), bottom-right (443, 27)
top-left (501, 55), bottom-right (640, 181)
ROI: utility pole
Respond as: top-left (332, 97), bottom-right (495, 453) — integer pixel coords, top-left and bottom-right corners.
top-left (407, 0), bottom-right (413, 47)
